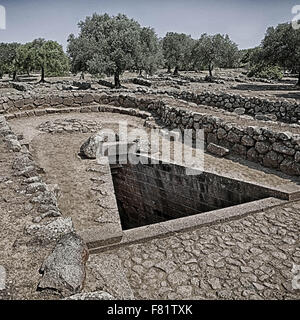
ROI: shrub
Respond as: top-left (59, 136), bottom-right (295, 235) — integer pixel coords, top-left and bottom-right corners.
top-left (248, 65), bottom-right (283, 80)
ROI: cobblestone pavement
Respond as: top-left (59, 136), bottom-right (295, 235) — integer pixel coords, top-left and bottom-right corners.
top-left (93, 201), bottom-right (300, 300)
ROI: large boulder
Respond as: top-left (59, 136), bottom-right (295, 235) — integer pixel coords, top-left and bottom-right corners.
top-left (98, 79), bottom-right (114, 88)
top-left (38, 233), bottom-right (89, 296)
top-left (80, 133), bottom-right (119, 159)
top-left (80, 134), bottom-right (104, 159)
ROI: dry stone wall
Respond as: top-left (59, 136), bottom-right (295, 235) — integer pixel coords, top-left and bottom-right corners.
top-left (164, 90), bottom-right (300, 124)
top-left (1, 91), bottom-right (300, 176)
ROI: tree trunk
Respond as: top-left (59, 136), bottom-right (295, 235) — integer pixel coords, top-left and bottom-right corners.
top-left (12, 71), bottom-right (17, 81)
top-left (208, 64), bottom-right (213, 78)
top-left (297, 71), bottom-right (300, 86)
top-left (80, 72), bottom-right (85, 80)
top-left (167, 65), bottom-right (171, 73)
top-left (173, 66), bottom-right (179, 76)
top-left (40, 66), bottom-right (45, 83)
top-left (114, 71), bottom-right (121, 88)
top-left (139, 69), bottom-right (142, 76)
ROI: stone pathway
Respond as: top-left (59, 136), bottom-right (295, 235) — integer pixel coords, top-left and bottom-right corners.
top-left (91, 200), bottom-right (300, 300)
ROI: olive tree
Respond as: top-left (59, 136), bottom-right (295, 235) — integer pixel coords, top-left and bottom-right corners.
top-left (0, 42), bottom-right (20, 79)
top-left (68, 13), bottom-right (148, 87)
top-left (191, 33), bottom-right (239, 77)
top-left (16, 39), bottom-right (69, 82)
top-left (135, 27), bottom-right (163, 76)
top-left (162, 32), bottom-right (194, 75)
top-left (67, 34), bottom-right (95, 79)
top-left (258, 22), bottom-right (300, 85)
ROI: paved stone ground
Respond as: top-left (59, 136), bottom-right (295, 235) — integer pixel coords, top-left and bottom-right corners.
top-left (90, 200), bottom-right (300, 300)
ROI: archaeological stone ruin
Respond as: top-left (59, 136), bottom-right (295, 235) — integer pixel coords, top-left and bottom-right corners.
top-left (1, 74), bottom-right (300, 300)
top-left (1, 4), bottom-right (300, 304)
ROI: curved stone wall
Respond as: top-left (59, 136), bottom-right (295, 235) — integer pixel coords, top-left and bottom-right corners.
top-left (1, 91), bottom-right (300, 176)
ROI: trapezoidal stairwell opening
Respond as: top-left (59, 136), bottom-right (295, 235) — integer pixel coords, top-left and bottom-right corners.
top-left (109, 155), bottom-right (280, 231)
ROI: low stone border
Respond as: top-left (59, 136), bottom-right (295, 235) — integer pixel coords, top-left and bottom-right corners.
top-left (164, 90), bottom-right (300, 124)
top-left (2, 87), bottom-right (300, 124)
top-left (89, 197), bottom-right (287, 254)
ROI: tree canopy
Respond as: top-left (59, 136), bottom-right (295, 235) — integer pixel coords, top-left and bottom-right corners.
top-left (68, 13), bottom-right (161, 87)
top-left (162, 32), bottom-right (194, 75)
top-left (16, 39), bottom-right (69, 82)
top-left (136, 27), bottom-right (163, 76)
top-left (191, 33), bottom-right (239, 77)
top-left (257, 22), bottom-right (300, 84)
top-left (0, 42), bottom-right (20, 78)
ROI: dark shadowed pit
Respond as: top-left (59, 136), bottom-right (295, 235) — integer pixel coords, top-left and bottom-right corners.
top-left (110, 154), bottom-right (285, 230)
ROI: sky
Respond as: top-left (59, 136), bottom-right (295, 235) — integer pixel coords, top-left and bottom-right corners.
top-left (0, 0), bottom-right (298, 50)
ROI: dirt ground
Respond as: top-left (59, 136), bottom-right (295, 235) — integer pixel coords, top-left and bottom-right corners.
top-left (9, 113), bottom-right (147, 232)
top-left (0, 142), bottom-right (59, 300)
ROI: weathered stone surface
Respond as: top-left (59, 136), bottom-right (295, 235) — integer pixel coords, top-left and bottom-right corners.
top-left (247, 147), bottom-right (258, 162)
top-left (98, 79), bottom-right (114, 88)
top-left (72, 81), bottom-right (92, 90)
top-left (4, 135), bottom-right (21, 152)
top-left (241, 135), bottom-right (255, 147)
top-left (226, 131), bottom-right (240, 144)
top-left (207, 143), bottom-right (230, 157)
top-left (280, 159), bottom-right (300, 176)
top-left (80, 134), bottom-right (106, 159)
top-left (87, 253), bottom-right (134, 300)
top-left (26, 182), bottom-right (47, 194)
top-left (295, 151), bottom-right (300, 163)
top-left (38, 233), bottom-right (89, 296)
top-left (38, 118), bottom-right (102, 134)
top-left (64, 291), bottom-right (114, 300)
top-left (234, 108), bottom-right (245, 115)
top-left (31, 191), bottom-right (58, 206)
top-left (132, 78), bottom-right (152, 87)
top-left (273, 143), bottom-right (295, 156)
top-left (25, 217), bottom-right (74, 241)
top-left (263, 151), bottom-right (279, 168)
top-left (12, 154), bottom-right (35, 171)
top-left (255, 141), bottom-right (270, 154)
top-left (11, 82), bottom-right (33, 92)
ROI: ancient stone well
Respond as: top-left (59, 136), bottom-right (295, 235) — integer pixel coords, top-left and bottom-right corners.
top-left (110, 154), bottom-right (284, 230)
